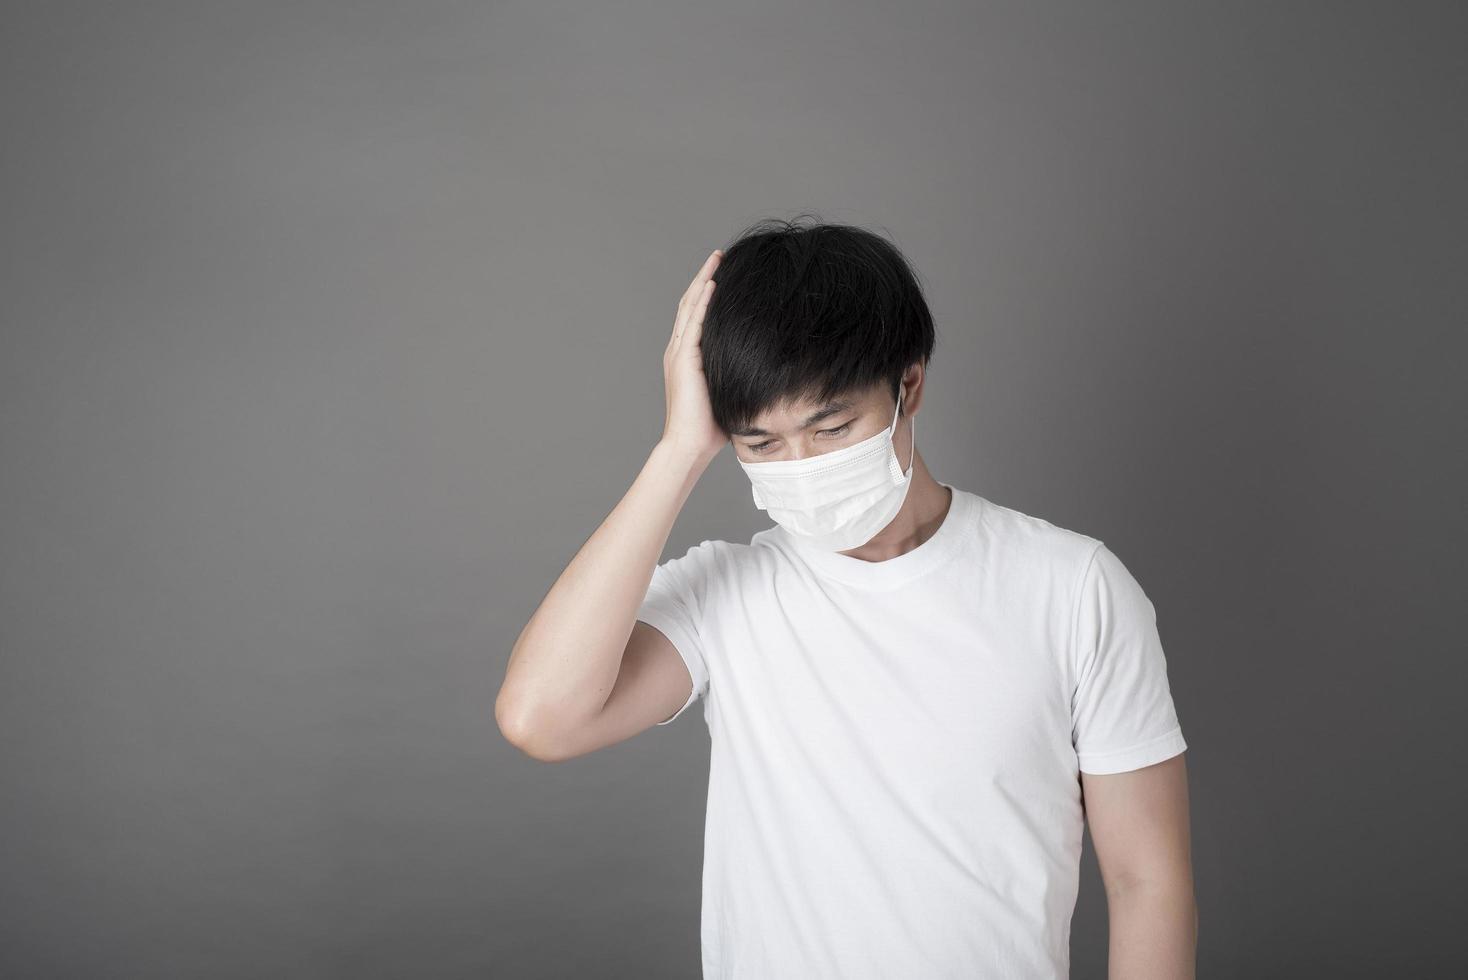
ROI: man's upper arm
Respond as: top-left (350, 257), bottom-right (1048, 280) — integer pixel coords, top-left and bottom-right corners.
top-left (528, 619), bottom-right (702, 761)
top-left (589, 539), bottom-right (717, 743)
top-left (1069, 541), bottom-right (1194, 891)
top-left (514, 542), bottom-right (716, 761)
top-left (1081, 752), bottom-right (1193, 897)
top-left (1070, 542), bottom-right (1188, 774)
top-left (633, 540), bottom-right (716, 725)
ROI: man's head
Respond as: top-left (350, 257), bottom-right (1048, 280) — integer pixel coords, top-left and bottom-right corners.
top-left (701, 215), bottom-right (937, 462)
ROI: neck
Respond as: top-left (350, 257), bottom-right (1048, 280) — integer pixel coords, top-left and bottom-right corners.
top-left (837, 449), bottom-right (953, 562)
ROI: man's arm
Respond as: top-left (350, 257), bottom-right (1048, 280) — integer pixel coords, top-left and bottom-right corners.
top-left (495, 249), bottom-right (726, 761)
top-left (496, 441), bottom-right (709, 760)
top-left (1081, 752), bottom-right (1197, 979)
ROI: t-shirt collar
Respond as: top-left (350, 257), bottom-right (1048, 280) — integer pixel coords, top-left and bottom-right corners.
top-left (775, 482), bottom-right (975, 589)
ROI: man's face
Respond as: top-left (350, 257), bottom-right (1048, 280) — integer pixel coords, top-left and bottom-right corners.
top-left (728, 383), bottom-right (904, 464)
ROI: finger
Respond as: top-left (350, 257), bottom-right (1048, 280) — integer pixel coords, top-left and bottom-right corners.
top-left (677, 249), bottom-right (723, 318)
top-left (671, 256), bottom-right (719, 346)
top-left (687, 278), bottom-right (715, 342)
top-left (671, 279), bottom-right (711, 352)
top-left (672, 280), bottom-right (713, 357)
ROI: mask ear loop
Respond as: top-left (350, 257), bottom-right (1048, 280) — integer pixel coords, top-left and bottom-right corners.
top-left (889, 389), bottom-right (915, 481)
top-left (905, 406), bottom-right (915, 475)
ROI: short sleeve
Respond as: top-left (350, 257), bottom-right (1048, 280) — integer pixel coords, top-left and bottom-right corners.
top-left (1070, 543), bottom-right (1187, 774)
top-left (637, 540), bottom-right (717, 726)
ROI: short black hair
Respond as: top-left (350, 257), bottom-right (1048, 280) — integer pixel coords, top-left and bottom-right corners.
top-left (702, 213), bottom-right (937, 438)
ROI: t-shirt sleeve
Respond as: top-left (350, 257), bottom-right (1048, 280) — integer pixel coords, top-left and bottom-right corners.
top-left (636, 540), bottom-right (717, 726)
top-left (1070, 542), bottom-right (1188, 774)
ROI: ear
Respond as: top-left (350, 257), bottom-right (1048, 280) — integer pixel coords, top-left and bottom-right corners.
top-left (899, 362), bottom-right (926, 418)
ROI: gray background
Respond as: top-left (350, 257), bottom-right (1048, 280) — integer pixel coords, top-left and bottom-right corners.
top-left (2, 1), bottom-right (1463, 977)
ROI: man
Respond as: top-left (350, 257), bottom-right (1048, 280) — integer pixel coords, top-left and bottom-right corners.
top-left (497, 218), bottom-right (1197, 979)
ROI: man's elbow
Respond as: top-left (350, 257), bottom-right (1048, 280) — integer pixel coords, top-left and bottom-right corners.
top-left (496, 693), bottom-right (572, 763)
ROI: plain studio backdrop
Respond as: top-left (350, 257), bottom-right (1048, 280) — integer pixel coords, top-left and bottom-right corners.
top-left (1, 2), bottom-right (1463, 977)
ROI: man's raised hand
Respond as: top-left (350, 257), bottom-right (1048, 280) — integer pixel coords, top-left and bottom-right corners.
top-left (660, 248), bottom-right (726, 462)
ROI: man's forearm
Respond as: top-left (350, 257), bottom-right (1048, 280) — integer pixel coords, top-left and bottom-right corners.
top-left (1106, 881), bottom-right (1197, 980)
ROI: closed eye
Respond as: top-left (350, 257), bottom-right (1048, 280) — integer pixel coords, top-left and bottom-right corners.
top-left (747, 422), bottom-right (852, 455)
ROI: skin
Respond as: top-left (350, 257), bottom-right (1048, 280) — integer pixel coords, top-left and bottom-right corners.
top-left (1084, 754), bottom-right (1198, 979)
top-left (496, 248), bottom-right (1196, 976)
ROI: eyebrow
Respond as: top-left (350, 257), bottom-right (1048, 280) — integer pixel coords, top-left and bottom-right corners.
top-left (730, 399), bottom-right (854, 438)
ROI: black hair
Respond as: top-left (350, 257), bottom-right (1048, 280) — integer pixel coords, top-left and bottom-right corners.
top-left (703, 213), bottom-right (937, 438)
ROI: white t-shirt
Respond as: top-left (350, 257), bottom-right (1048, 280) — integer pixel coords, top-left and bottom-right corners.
top-left (636, 483), bottom-right (1187, 979)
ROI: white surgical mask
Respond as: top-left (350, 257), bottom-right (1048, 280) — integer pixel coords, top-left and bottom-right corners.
top-left (738, 391), bottom-right (915, 551)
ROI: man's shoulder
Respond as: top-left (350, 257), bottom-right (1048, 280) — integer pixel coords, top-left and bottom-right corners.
top-left (660, 531), bottom-right (783, 579)
top-left (963, 489), bottom-right (1103, 570)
